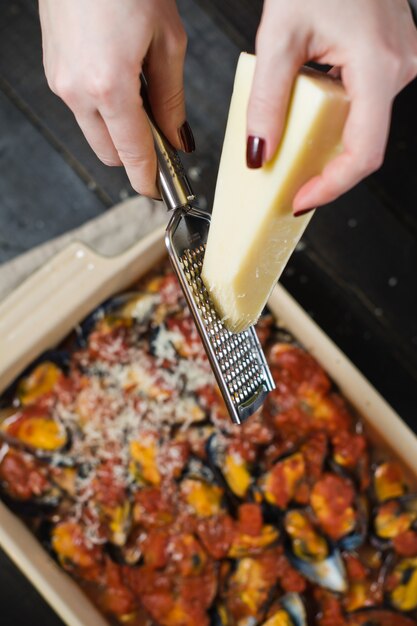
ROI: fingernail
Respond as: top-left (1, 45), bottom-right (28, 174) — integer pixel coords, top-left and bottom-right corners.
top-left (178, 121), bottom-right (195, 153)
top-left (294, 207), bottom-right (315, 218)
top-left (246, 136), bottom-right (265, 168)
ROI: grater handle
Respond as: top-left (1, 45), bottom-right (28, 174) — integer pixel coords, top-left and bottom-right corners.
top-left (141, 77), bottom-right (195, 212)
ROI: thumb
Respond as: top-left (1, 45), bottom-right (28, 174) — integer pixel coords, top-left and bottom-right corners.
top-left (247, 29), bottom-right (304, 167)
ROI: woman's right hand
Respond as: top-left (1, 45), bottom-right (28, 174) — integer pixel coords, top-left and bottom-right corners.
top-left (39, 0), bottom-right (194, 198)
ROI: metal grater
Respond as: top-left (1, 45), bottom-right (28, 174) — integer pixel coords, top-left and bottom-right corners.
top-left (145, 92), bottom-right (275, 424)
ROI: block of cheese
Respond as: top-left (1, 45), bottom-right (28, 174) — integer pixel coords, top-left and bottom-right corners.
top-left (202, 52), bottom-right (349, 333)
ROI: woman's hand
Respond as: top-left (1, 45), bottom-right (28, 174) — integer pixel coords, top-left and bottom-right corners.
top-left (247, 0), bottom-right (417, 215)
top-left (39, 0), bottom-right (194, 198)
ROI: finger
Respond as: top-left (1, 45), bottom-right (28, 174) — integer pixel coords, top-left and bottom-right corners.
top-left (74, 109), bottom-right (122, 166)
top-left (327, 66), bottom-right (341, 79)
top-left (293, 69), bottom-right (392, 212)
top-left (99, 83), bottom-right (158, 197)
top-left (146, 27), bottom-right (193, 152)
top-left (247, 25), bottom-right (306, 166)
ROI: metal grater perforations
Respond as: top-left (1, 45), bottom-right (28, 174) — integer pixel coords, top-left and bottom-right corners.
top-left (144, 82), bottom-right (275, 424)
top-left (180, 245), bottom-right (268, 405)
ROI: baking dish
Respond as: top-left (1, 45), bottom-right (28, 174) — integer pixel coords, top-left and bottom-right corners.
top-left (1, 226), bottom-right (416, 626)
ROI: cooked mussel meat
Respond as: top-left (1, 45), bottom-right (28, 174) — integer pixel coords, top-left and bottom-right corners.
top-left (180, 458), bottom-right (225, 518)
top-left (373, 496), bottom-right (417, 550)
top-left (51, 521), bottom-right (103, 577)
top-left (207, 433), bottom-right (253, 500)
top-left (0, 408), bottom-right (68, 457)
top-left (227, 503), bottom-right (279, 558)
top-left (374, 462), bottom-right (408, 503)
top-left (223, 552), bottom-right (280, 624)
top-left (129, 432), bottom-right (161, 486)
top-left (259, 452), bottom-right (306, 509)
top-left (310, 472), bottom-right (368, 551)
top-left (18, 359), bottom-right (66, 406)
top-left (284, 509), bottom-right (347, 593)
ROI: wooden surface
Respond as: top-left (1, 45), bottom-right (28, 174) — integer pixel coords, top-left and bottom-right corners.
top-left (0, 1), bottom-right (416, 625)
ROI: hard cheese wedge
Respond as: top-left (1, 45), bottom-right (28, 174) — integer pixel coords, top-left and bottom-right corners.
top-left (202, 52), bottom-right (350, 333)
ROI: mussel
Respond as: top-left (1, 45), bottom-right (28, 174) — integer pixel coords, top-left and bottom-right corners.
top-left (0, 408), bottom-right (69, 458)
top-left (179, 457), bottom-right (225, 518)
top-left (223, 554), bottom-right (280, 624)
top-left (373, 495), bottom-right (417, 550)
top-left (0, 446), bottom-right (63, 516)
top-left (386, 557), bottom-right (417, 612)
top-left (76, 291), bottom-right (159, 346)
top-left (207, 433), bottom-right (253, 502)
top-left (227, 524), bottom-right (280, 559)
top-left (310, 472), bottom-right (368, 552)
top-left (51, 521), bottom-right (103, 574)
top-left (0, 350), bottom-right (70, 410)
top-left (374, 462), bottom-right (408, 503)
top-left (284, 509), bottom-right (347, 593)
top-left (259, 452), bottom-right (306, 510)
top-left (129, 433), bottom-right (161, 486)
top-left (106, 526), bottom-right (144, 566)
top-left (262, 593), bottom-right (307, 626)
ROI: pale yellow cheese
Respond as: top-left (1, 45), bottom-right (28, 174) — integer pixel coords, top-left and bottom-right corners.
top-left (202, 53), bottom-right (349, 332)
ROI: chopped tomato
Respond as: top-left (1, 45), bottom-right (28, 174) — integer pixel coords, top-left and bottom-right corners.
top-left (237, 503), bottom-right (263, 537)
top-left (196, 514), bottom-right (234, 559)
top-left (393, 530), bottom-right (417, 556)
top-left (101, 557), bottom-right (136, 617)
top-left (0, 448), bottom-right (50, 500)
top-left (311, 473), bottom-right (356, 540)
top-left (142, 529), bottom-right (169, 569)
top-left (344, 554), bottom-right (368, 581)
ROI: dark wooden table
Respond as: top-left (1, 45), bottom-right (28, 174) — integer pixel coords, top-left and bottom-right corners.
top-left (0, 1), bottom-right (416, 624)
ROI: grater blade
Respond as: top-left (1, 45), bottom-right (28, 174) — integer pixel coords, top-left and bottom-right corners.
top-left (165, 206), bottom-right (275, 424)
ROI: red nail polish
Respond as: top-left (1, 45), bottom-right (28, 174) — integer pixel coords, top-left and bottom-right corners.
top-left (178, 121), bottom-right (195, 153)
top-left (246, 136), bottom-right (265, 168)
top-left (294, 207), bottom-right (315, 217)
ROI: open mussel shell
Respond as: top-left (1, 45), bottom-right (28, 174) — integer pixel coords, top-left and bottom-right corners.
top-left (0, 462), bottom-right (63, 517)
top-left (372, 494), bottom-right (417, 550)
top-left (347, 608), bottom-right (417, 626)
top-left (206, 433), bottom-right (253, 505)
top-left (259, 451), bottom-right (306, 513)
top-left (261, 593), bottom-right (307, 626)
top-left (0, 445), bottom-right (67, 516)
top-left (386, 556), bottom-right (417, 612)
top-left (0, 410), bottom-right (70, 460)
top-left (0, 350), bottom-right (70, 408)
top-left (76, 291), bottom-right (158, 345)
top-left (179, 457), bottom-right (226, 518)
top-left (284, 509), bottom-right (347, 593)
